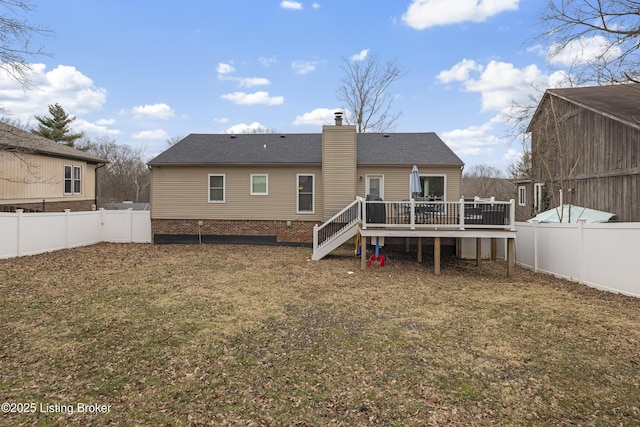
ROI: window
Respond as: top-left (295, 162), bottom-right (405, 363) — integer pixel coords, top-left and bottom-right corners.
top-left (64, 165), bottom-right (72, 194)
top-left (518, 186), bottom-right (526, 206)
top-left (208, 174), bottom-right (225, 202)
top-left (64, 165), bottom-right (82, 194)
top-left (534, 183), bottom-right (545, 212)
top-left (250, 174), bottom-right (268, 195)
top-left (73, 166), bottom-right (81, 194)
top-left (297, 174), bottom-right (314, 213)
top-left (419, 175), bottom-right (445, 200)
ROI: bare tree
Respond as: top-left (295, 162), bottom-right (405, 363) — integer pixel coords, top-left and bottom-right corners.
top-left (462, 164), bottom-right (515, 201)
top-left (0, 0), bottom-right (51, 89)
top-left (537, 0), bottom-right (640, 83)
top-left (337, 53), bottom-right (405, 133)
top-left (81, 137), bottom-right (150, 204)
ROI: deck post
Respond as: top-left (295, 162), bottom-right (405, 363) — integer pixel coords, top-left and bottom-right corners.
top-left (459, 198), bottom-right (465, 230)
top-left (361, 241), bottom-right (367, 270)
top-left (476, 238), bottom-right (482, 266)
top-left (417, 237), bottom-right (422, 263)
top-left (434, 236), bottom-right (441, 275)
top-left (507, 237), bottom-right (515, 277)
top-left (410, 198), bottom-right (416, 230)
top-left (491, 238), bottom-right (497, 261)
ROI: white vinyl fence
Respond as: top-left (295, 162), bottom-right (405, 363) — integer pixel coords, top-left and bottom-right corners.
top-left (514, 221), bottom-right (640, 298)
top-left (0, 209), bottom-right (151, 259)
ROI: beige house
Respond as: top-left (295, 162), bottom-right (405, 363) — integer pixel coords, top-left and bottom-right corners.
top-left (148, 115), bottom-right (465, 244)
top-left (0, 122), bottom-right (107, 212)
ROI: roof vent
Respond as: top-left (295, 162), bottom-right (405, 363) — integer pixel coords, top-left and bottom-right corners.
top-left (230, 134), bottom-right (236, 139)
top-left (383, 134), bottom-right (389, 138)
top-left (334, 111), bottom-right (343, 126)
top-left (280, 134), bottom-right (286, 138)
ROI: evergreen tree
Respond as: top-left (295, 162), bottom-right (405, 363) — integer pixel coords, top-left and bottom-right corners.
top-left (31, 103), bottom-right (83, 147)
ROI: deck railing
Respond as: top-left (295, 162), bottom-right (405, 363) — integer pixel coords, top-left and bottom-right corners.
top-left (361, 198), bottom-right (516, 231)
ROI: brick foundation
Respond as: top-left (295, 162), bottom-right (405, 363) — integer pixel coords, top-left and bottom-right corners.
top-left (152, 219), bottom-right (316, 245)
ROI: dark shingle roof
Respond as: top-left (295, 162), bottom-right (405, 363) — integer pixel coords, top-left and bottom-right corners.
top-left (148, 132), bottom-right (463, 166)
top-left (0, 122), bottom-right (108, 163)
top-left (535, 84), bottom-right (640, 130)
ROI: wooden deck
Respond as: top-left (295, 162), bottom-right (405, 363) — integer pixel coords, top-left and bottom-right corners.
top-left (313, 198), bottom-right (517, 276)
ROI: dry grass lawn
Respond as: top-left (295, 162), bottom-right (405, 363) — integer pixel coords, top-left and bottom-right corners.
top-left (1, 243), bottom-right (639, 426)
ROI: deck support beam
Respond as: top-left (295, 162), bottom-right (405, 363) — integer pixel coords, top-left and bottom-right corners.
top-left (434, 237), bottom-right (441, 276)
top-left (476, 238), bottom-right (482, 266)
top-left (506, 237), bottom-right (515, 277)
top-left (417, 237), bottom-right (423, 263)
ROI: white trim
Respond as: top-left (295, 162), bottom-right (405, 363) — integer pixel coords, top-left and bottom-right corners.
top-left (296, 173), bottom-right (315, 214)
top-left (63, 164), bottom-right (72, 195)
top-left (208, 173), bottom-right (225, 203)
top-left (534, 182), bottom-right (544, 211)
top-left (73, 165), bottom-right (82, 194)
top-left (365, 174), bottom-right (384, 199)
top-left (518, 185), bottom-right (527, 206)
top-left (250, 174), bottom-right (268, 195)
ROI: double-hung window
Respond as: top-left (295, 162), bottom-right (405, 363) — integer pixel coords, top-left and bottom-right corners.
top-left (297, 174), bottom-right (314, 213)
top-left (518, 186), bottom-right (527, 206)
top-left (64, 165), bottom-right (82, 194)
top-left (208, 174), bottom-right (225, 202)
top-left (250, 174), bottom-right (268, 195)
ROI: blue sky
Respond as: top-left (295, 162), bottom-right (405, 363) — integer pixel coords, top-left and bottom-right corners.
top-left (0, 1), bottom-right (598, 172)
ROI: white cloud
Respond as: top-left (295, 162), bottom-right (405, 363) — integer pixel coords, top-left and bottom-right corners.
top-left (217, 62), bottom-right (235, 74)
top-left (259, 56), bottom-right (278, 67)
top-left (436, 58), bottom-right (483, 83)
top-left (312, 2), bottom-right (320, 9)
top-left (132, 129), bottom-right (170, 140)
top-left (224, 122), bottom-right (272, 134)
top-left (238, 77), bottom-right (270, 87)
top-left (351, 49), bottom-right (369, 62)
top-left (132, 103), bottom-right (175, 120)
top-left (441, 116), bottom-right (508, 158)
top-left (280, 1), bottom-right (303, 10)
top-left (0, 63), bottom-right (107, 123)
top-left (402, 0), bottom-right (520, 30)
top-left (546, 35), bottom-right (622, 66)
top-left (214, 117), bottom-right (230, 124)
top-left (95, 118), bottom-right (116, 126)
top-left (438, 59), bottom-right (569, 114)
top-left (292, 108), bottom-right (340, 126)
top-left (292, 60), bottom-right (318, 75)
top-left (75, 119), bottom-right (121, 136)
top-left (221, 91), bottom-right (284, 106)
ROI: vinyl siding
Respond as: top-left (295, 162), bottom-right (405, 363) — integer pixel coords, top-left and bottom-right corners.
top-left (151, 165), bottom-right (324, 221)
top-left (322, 125), bottom-right (356, 219)
top-left (356, 165), bottom-right (462, 201)
top-left (0, 151), bottom-right (97, 203)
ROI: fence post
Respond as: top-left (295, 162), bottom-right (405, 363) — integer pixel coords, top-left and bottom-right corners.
top-left (16, 209), bottom-right (23, 257)
top-left (578, 218), bottom-right (586, 284)
top-left (64, 209), bottom-right (71, 249)
top-left (532, 220), bottom-right (539, 273)
top-left (99, 208), bottom-right (106, 242)
top-left (509, 199), bottom-right (516, 231)
top-left (128, 208), bottom-right (134, 243)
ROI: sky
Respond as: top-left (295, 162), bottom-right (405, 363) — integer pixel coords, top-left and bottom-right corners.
top-left (0, 0), bottom-right (599, 172)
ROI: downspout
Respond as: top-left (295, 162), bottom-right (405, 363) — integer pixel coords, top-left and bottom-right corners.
top-left (95, 162), bottom-right (106, 209)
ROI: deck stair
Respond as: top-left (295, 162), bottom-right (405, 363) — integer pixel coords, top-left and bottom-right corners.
top-left (312, 198), bottom-right (362, 260)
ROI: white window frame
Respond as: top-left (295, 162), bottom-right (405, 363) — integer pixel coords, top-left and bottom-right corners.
top-left (296, 173), bottom-right (315, 214)
top-left (534, 182), bottom-right (544, 212)
top-left (64, 164), bottom-right (72, 195)
top-left (208, 174), bottom-right (226, 203)
top-left (73, 165), bottom-right (82, 194)
top-left (518, 185), bottom-right (526, 206)
top-left (418, 174), bottom-right (447, 201)
top-left (250, 174), bottom-right (268, 196)
top-left (365, 174), bottom-right (384, 199)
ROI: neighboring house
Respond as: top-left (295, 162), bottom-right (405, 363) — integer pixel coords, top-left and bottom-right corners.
top-left (148, 114), bottom-right (465, 244)
top-left (0, 122), bottom-right (108, 212)
top-left (519, 84), bottom-right (640, 222)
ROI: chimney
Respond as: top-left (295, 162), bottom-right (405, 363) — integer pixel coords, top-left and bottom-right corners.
top-left (334, 111), bottom-right (343, 126)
